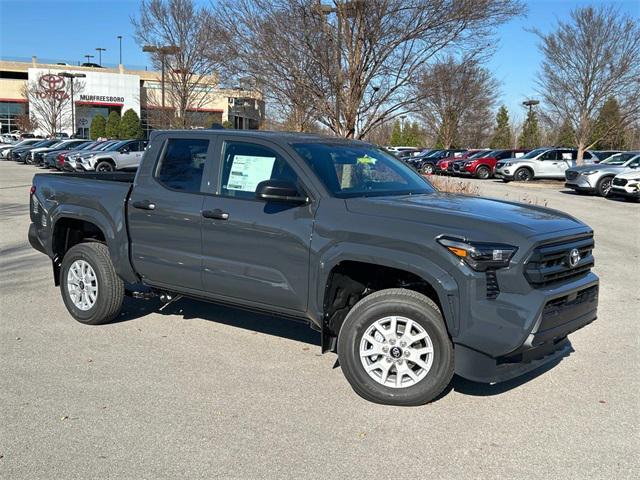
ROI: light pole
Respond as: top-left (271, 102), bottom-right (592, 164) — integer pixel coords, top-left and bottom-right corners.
top-left (142, 45), bottom-right (179, 117)
top-left (117, 36), bottom-right (123, 65)
top-left (400, 115), bottom-right (407, 133)
top-left (60, 72), bottom-right (86, 137)
top-left (96, 47), bottom-right (106, 66)
top-left (84, 54), bottom-right (94, 64)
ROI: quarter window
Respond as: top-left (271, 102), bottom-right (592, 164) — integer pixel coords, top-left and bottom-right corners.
top-left (220, 142), bottom-right (299, 199)
top-left (155, 138), bottom-right (209, 193)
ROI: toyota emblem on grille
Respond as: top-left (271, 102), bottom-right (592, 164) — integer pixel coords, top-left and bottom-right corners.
top-left (568, 248), bottom-right (581, 268)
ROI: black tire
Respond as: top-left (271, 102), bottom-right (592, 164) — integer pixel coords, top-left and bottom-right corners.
top-left (60, 242), bottom-right (124, 325)
top-left (96, 160), bottom-right (115, 172)
top-left (475, 165), bottom-right (491, 179)
top-left (514, 167), bottom-right (533, 182)
top-left (422, 163), bottom-right (435, 175)
top-left (337, 288), bottom-right (454, 406)
top-left (596, 176), bottom-right (613, 197)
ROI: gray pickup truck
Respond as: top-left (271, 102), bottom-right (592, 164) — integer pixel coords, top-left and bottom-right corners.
top-left (28, 130), bottom-right (599, 405)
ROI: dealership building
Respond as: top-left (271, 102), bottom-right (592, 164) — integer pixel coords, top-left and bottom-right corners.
top-left (0, 57), bottom-right (264, 137)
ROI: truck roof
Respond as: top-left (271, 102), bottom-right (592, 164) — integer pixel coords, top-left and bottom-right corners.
top-left (149, 129), bottom-right (370, 146)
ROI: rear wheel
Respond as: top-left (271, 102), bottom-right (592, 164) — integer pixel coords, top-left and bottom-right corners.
top-left (96, 161), bottom-right (115, 173)
top-left (337, 288), bottom-right (454, 406)
top-left (475, 165), bottom-right (491, 179)
top-left (514, 167), bottom-right (533, 182)
top-left (60, 243), bottom-right (124, 325)
top-left (596, 176), bottom-right (613, 197)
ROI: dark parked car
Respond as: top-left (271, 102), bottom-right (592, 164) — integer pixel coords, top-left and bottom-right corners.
top-left (28, 130), bottom-right (598, 406)
top-left (31, 139), bottom-right (89, 166)
top-left (10, 139), bottom-right (59, 163)
top-left (420, 149), bottom-right (468, 174)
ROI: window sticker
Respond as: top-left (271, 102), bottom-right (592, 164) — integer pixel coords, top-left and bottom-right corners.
top-left (226, 155), bottom-right (276, 192)
top-left (357, 155), bottom-right (376, 165)
top-left (562, 152), bottom-right (572, 160)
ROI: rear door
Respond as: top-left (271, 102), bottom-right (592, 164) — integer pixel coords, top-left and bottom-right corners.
top-left (200, 137), bottom-right (315, 312)
top-left (128, 136), bottom-right (213, 291)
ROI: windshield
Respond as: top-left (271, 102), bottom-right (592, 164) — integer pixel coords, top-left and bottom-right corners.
top-left (292, 143), bottom-right (435, 198)
top-left (106, 141), bottom-right (128, 151)
top-left (520, 148), bottom-right (548, 159)
top-left (600, 152), bottom-right (638, 165)
top-left (467, 150), bottom-right (488, 159)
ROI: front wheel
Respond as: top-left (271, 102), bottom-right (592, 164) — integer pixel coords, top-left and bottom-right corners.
top-left (96, 161), bottom-right (115, 172)
top-left (337, 288), bottom-right (454, 406)
top-left (514, 167), bottom-right (533, 182)
top-left (596, 176), bottom-right (613, 197)
top-left (475, 166), bottom-right (491, 179)
top-left (422, 164), bottom-right (435, 175)
top-left (60, 243), bottom-right (124, 325)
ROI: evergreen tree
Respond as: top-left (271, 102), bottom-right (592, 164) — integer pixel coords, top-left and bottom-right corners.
top-left (118, 109), bottom-right (144, 139)
top-left (518, 109), bottom-right (541, 149)
top-left (89, 114), bottom-right (106, 140)
top-left (590, 97), bottom-right (627, 149)
top-left (390, 120), bottom-right (402, 146)
top-left (105, 111), bottom-right (121, 139)
top-left (403, 121), bottom-right (422, 147)
top-left (489, 106), bottom-right (512, 148)
top-left (556, 119), bottom-right (575, 147)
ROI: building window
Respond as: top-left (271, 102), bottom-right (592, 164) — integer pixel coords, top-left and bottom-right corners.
top-left (0, 102), bottom-right (27, 134)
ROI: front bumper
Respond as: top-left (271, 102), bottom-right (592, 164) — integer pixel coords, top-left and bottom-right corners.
top-left (565, 174), bottom-right (595, 191)
top-left (454, 272), bottom-right (598, 384)
top-left (610, 186), bottom-right (640, 198)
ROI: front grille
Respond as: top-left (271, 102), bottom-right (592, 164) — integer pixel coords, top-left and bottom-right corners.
top-left (613, 177), bottom-right (627, 186)
top-left (525, 234), bottom-right (594, 288)
top-left (452, 163), bottom-right (461, 171)
top-left (565, 171), bottom-right (578, 180)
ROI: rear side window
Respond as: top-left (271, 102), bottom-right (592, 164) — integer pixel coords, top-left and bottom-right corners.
top-left (155, 138), bottom-right (209, 193)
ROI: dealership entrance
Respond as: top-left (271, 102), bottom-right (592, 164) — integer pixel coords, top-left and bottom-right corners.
top-left (75, 104), bottom-right (122, 138)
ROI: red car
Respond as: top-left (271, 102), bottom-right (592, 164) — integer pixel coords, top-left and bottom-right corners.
top-left (454, 149), bottom-right (531, 179)
top-left (435, 150), bottom-right (484, 174)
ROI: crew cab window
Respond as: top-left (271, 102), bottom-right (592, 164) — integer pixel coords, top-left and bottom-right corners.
top-left (220, 141), bottom-right (299, 200)
top-left (155, 138), bottom-right (209, 192)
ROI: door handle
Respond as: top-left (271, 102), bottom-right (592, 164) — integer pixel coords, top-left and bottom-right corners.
top-left (202, 209), bottom-right (229, 220)
top-left (132, 200), bottom-right (156, 210)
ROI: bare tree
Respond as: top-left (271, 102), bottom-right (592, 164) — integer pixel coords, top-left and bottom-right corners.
top-left (133, 0), bottom-right (228, 128)
top-left (218, 0), bottom-right (523, 139)
top-left (534, 5), bottom-right (640, 163)
top-left (22, 72), bottom-right (83, 137)
top-left (415, 56), bottom-right (499, 148)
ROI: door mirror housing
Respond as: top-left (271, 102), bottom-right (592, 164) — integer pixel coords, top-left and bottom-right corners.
top-left (255, 180), bottom-right (308, 204)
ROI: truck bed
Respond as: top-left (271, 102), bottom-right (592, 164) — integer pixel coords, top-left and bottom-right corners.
top-left (48, 171), bottom-right (136, 183)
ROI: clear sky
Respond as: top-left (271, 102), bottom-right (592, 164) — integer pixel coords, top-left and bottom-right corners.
top-left (1, 0), bottom-right (638, 124)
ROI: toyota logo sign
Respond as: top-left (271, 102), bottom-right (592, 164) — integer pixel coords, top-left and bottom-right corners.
top-left (37, 74), bottom-right (69, 100)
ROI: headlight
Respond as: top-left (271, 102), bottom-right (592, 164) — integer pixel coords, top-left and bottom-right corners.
top-left (503, 162), bottom-right (513, 167)
top-left (437, 236), bottom-right (518, 271)
top-left (464, 162), bottom-right (473, 166)
top-left (582, 170), bottom-right (598, 175)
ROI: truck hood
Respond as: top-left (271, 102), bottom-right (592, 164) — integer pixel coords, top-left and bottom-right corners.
top-left (345, 193), bottom-right (588, 239)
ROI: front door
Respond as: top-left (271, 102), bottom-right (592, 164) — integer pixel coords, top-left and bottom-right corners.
top-left (201, 138), bottom-right (314, 312)
top-left (129, 136), bottom-right (211, 291)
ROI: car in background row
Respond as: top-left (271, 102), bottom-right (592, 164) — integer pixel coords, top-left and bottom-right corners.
top-left (592, 150), bottom-right (621, 163)
top-left (453, 149), bottom-right (531, 179)
top-left (610, 169), bottom-right (640, 201)
top-left (42, 141), bottom-right (98, 169)
top-left (495, 148), bottom-right (598, 182)
top-left (0, 138), bottom-right (42, 159)
top-left (28, 139), bottom-right (89, 165)
top-left (75, 139), bottom-right (147, 172)
top-left (63, 140), bottom-right (122, 171)
top-left (420, 149), bottom-right (468, 174)
top-left (435, 150), bottom-right (487, 174)
top-left (10, 139), bottom-right (59, 162)
top-left (564, 152), bottom-right (640, 196)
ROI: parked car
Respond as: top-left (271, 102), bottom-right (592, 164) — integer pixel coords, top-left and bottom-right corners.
top-left (10, 139), bottom-right (59, 163)
top-left (1, 133), bottom-right (20, 144)
top-left (28, 130), bottom-right (599, 406)
top-left (564, 152), bottom-right (640, 196)
top-left (420, 149), bottom-right (468, 174)
top-left (76, 140), bottom-right (148, 172)
top-left (435, 150), bottom-right (484, 174)
top-left (0, 138), bottom-right (41, 159)
top-left (29, 139), bottom-right (89, 166)
top-left (454, 149), bottom-right (531, 179)
top-left (495, 148), bottom-right (598, 182)
top-left (609, 169), bottom-right (640, 201)
top-left (64, 140), bottom-right (121, 170)
top-left (592, 150), bottom-right (621, 163)
top-left (41, 141), bottom-right (94, 169)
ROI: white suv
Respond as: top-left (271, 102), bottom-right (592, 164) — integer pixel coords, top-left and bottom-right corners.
top-left (495, 148), bottom-right (597, 182)
top-left (610, 170), bottom-right (640, 201)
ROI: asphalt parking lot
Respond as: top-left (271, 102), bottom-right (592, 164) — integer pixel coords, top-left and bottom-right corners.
top-left (1, 161), bottom-right (638, 479)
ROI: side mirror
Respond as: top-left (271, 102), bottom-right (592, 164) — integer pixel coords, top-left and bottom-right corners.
top-left (255, 180), bottom-right (308, 204)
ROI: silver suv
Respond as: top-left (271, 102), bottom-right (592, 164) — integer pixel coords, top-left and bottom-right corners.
top-left (495, 148), bottom-right (597, 182)
top-left (565, 152), bottom-right (640, 196)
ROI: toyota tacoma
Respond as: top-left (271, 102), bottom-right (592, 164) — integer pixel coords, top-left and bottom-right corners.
top-left (28, 130), bottom-right (599, 405)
